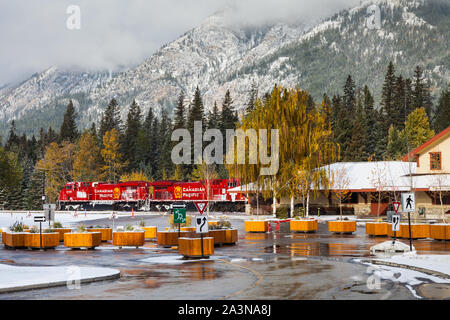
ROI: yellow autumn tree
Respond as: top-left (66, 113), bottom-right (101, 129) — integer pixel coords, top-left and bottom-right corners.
top-left (72, 130), bottom-right (101, 182)
top-left (36, 141), bottom-right (76, 202)
top-left (227, 85), bottom-right (338, 217)
top-left (120, 170), bottom-right (149, 182)
top-left (101, 129), bottom-right (127, 183)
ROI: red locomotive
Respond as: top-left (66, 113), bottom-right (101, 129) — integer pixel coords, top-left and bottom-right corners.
top-left (59, 179), bottom-right (246, 211)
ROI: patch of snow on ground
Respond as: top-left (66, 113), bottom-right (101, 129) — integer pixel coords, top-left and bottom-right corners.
top-left (0, 212), bottom-right (132, 229)
top-left (376, 254), bottom-right (450, 276)
top-left (0, 264), bottom-right (119, 293)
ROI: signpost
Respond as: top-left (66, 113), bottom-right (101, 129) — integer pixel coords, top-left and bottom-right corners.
top-left (193, 201), bottom-right (208, 215)
top-left (391, 201), bottom-right (401, 244)
top-left (109, 212), bottom-right (118, 230)
top-left (43, 204), bottom-right (56, 227)
top-left (173, 203), bottom-right (186, 237)
top-left (401, 193), bottom-right (415, 251)
top-left (34, 215), bottom-right (46, 250)
top-left (196, 215), bottom-right (208, 258)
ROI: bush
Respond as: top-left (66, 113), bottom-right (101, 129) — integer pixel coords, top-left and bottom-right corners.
top-left (77, 224), bottom-right (86, 233)
top-left (139, 219), bottom-right (146, 227)
top-left (275, 208), bottom-right (289, 219)
top-left (9, 221), bottom-right (24, 232)
top-left (52, 221), bottom-right (63, 228)
top-left (29, 226), bottom-right (39, 233)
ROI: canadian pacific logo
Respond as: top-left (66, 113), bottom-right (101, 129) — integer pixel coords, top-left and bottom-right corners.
top-left (174, 186), bottom-right (183, 199)
top-left (113, 187), bottom-right (121, 200)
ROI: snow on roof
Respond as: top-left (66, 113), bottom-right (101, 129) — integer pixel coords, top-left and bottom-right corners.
top-left (228, 161), bottom-right (450, 193)
top-left (320, 161), bottom-right (416, 191)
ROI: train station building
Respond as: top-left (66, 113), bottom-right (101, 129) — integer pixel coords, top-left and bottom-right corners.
top-left (229, 126), bottom-right (450, 218)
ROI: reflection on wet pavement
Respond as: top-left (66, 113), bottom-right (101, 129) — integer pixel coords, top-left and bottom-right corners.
top-left (0, 215), bottom-right (448, 300)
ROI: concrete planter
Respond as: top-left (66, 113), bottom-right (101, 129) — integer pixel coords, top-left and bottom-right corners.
top-left (113, 231), bottom-right (145, 248)
top-left (53, 228), bottom-right (73, 241)
top-left (178, 237), bottom-right (214, 258)
top-left (207, 229), bottom-right (227, 245)
top-left (157, 230), bottom-right (191, 247)
top-left (24, 232), bottom-right (60, 249)
top-left (142, 226), bottom-right (157, 240)
top-left (244, 220), bottom-right (268, 233)
top-left (64, 232), bottom-right (102, 249)
top-left (181, 227), bottom-right (196, 232)
top-left (290, 220), bottom-right (318, 233)
top-left (3, 232), bottom-right (26, 248)
top-left (398, 223), bottom-right (430, 239)
top-left (224, 229), bottom-right (238, 245)
top-left (430, 224), bottom-right (450, 240)
top-left (86, 228), bottom-right (112, 241)
top-left (328, 221), bottom-right (356, 234)
top-left (365, 222), bottom-right (388, 236)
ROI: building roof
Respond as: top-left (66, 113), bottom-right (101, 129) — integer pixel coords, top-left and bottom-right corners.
top-left (319, 161), bottom-right (416, 191)
top-left (402, 126), bottom-right (450, 161)
top-left (228, 161), bottom-right (450, 193)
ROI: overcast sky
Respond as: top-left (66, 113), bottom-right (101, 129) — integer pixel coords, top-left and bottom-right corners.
top-left (0, 0), bottom-right (360, 86)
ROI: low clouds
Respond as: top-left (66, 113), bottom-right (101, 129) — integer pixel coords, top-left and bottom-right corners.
top-left (0, 0), bottom-right (360, 86)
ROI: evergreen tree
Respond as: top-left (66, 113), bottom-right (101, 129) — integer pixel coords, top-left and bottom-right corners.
top-left (157, 109), bottom-right (173, 179)
top-left (381, 62), bottom-right (396, 129)
top-left (433, 84), bottom-right (450, 133)
top-left (343, 75), bottom-right (356, 114)
top-left (23, 168), bottom-right (44, 210)
top-left (207, 101), bottom-right (221, 129)
top-left (412, 66), bottom-right (425, 111)
top-left (99, 98), bottom-right (122, 141)
top-left (220, 90), bottom-right (238, 134)
top-left (347, 91), bottom-right (367, 161)
top-left (149, 116), bottom-right (160, 177)
top-left (46, 127), bottom-right (58, 145)
top-left (186, 87), bottom-right (205, 173)
top-left (123, 100), bottom-right (142, 171)
top-left (362, 86), bottom-right (377, 158)
top-left (5, 120), bottom-right (19, 152)
top-left (392, 75), bottom-right (406, 129)
top-left (373, 108), bottom-right (388, 160)
top-left (245, 81), bottom-right (258, 117)
top-left (173, 92), bottom-right (186, 130)
top-left (59, 100), bottom-right (79, 143)
top-left (187, 86), bottom-right (205, 132)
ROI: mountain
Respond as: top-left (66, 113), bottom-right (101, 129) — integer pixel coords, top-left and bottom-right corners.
top-left (0, 0), bottom-right (448, 138)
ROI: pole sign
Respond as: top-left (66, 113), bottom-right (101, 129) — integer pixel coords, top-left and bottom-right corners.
top-left (194, 201), bottom-right (208, 215)
top-left (34, 215), bottom-right (46, 222)
top-left (173, 206), bottom-right (186, 224)
top-left (392, 201), bottom-right (401, 214)
top-left (196, 215), bottom-right (209, 234)
top-left (401, 193), bottom-right (415, 212)
top-left (391, 214), bottom-right (400, 231)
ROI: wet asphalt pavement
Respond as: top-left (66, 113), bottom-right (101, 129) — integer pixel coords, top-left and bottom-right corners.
top-left (1, 213), bottom-right (450, 300)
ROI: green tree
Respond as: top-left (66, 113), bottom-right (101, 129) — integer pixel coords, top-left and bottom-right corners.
top-left (59, 100), bottom-right (79, 143)
top-left (432, 84), bottom-right (450, 133)
top-left (123, 100), bottom-right (142, 171)
top-left (99, 98), bottom-right (122, 142)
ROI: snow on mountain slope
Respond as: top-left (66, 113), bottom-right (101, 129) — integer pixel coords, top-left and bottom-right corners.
top-left (0, 0), bottom-right (448, 137)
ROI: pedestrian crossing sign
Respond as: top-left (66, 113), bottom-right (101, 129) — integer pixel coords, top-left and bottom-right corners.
top-left (401, 193), bottom-right (415, 213)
